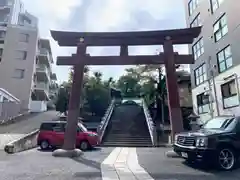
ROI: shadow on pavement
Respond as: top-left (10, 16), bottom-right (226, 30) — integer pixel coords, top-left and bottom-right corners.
top-left (182, 160), bottom-right (240, 177)
top-left (71, 156), bottom-right (101, 170)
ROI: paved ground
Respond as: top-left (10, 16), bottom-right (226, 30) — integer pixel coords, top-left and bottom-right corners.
top-left (0, 147), bottom-right (113, 180)
top-left (137, 148), bottom-right (240, 180)
top-left (0, 111), bottom-right (58, 149)
top-left (1, 147), bottom-right (240, 179)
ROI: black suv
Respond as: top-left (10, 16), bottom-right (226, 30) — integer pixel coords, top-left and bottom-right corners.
top-left (174, 116), bottom-right (240, 170)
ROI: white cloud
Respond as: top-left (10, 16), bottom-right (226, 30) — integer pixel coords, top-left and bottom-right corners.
top-left (21, 0), bottom-right (186, 83)
top-left (22, 0), bottom-right (82, 83)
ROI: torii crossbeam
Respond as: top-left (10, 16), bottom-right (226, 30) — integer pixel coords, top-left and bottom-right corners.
top-left (51, 27), bottom-right (201, 156)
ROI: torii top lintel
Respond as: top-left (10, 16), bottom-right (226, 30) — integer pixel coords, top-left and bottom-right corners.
top-left (51, 27), bottom-right (201, 47)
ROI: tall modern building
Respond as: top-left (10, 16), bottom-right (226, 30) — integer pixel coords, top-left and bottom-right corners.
top-left (0, 0), bottom-right (57, 112)
top-left (184, 0), bottom-right (240, 122)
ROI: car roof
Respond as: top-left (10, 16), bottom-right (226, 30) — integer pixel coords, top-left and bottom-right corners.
top-left (41, 121), bottom-right (67, 124)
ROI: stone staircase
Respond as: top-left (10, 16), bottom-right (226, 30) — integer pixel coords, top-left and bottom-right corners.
top-left (101, 104), bottom-right (152, 147)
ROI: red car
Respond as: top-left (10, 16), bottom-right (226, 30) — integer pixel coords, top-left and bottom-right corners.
top-left (37, 121), bottom-right (99, 151)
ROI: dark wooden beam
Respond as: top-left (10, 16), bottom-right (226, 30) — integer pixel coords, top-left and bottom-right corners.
top-left (56, 54), bottom-right (193, 66)
top-left (120, 45), bottom-right (128, 56)
top-left (51, 27), bottom-right (202, 47)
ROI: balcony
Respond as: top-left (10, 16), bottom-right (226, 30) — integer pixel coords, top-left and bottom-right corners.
top-left (33, 82), bottom-right (49, 101)
top-left (38, 48), bottom-right (53, 66)
top-left (36, 64), bottom-right (51, 82)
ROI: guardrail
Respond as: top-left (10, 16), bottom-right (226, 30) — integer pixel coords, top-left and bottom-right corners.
top-left (97, 99), bottom-right (115, 143)
top-left (142, 98), bottom-right (157, 146)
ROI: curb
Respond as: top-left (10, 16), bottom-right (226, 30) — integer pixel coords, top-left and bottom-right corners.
top-left (4, 129), bottom-right (39, 154)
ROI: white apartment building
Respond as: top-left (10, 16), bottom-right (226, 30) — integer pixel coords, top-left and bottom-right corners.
top-left (184, 0), bottom-right (240, 123)
top-left (0, 0), bottom-right (57, 112)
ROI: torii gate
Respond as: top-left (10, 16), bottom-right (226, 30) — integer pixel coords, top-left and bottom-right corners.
top-left (51, 27), bottom-right (201, 156)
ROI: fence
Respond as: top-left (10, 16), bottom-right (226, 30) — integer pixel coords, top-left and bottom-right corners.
top-left (0, 102), bottom-right (21, 123)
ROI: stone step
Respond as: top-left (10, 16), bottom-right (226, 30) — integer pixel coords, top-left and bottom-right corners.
top-left (100, 142), bottom-right (153, 147)
top-left (105, 136), bottom-right (151, 140)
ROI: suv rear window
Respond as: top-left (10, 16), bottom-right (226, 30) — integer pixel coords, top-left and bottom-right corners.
top-left (40, 123), bottom-right (65, 131)
top-left (40, 123), bottom-right (54, 131)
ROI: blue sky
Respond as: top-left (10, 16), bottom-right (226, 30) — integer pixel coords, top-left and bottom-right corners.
top-left (22, 0), bottom-right (188, 84)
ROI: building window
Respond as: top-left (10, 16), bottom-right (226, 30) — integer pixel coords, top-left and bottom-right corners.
top-left (221, 80), bottom-right (239, 109)
top-left (15, 50), bottom-right (27, 60)
top-left (0, 31), bottom-right (5, 39)
top-left (192, 38), bottom-right (204, 60)
top-left (188, 0), bottom-right (200, 16)
top-left (190, 13), bottom-right (201, 27)
top-left (0, 48), bottom-right (3, 56)
top-left (194, 64), bottom-right (207, 86)
top-left (13, 69), bottom-right (25, 79)
top-left (213, 14), bottom-right (228, 42)
top-left (211, 0), bottom-right (224, 12)
top-left (197, 93), bottom-right (210, 114)
top-left (19, 33), bottom-right (29, 42)
top-left (217, 45), bottom-right (232, 73)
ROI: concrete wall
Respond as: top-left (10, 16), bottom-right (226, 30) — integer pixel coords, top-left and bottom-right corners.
top-left (30, 101), bottom-right (47, 112)
top-left (0, 25), bottom-right (38, 111)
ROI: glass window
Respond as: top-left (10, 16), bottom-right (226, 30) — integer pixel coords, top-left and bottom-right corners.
top-left (203, 117), bottom-right (235, 129)
top-left (0, 31), bottom-right (5, 38)
top-left (217, 45), bottom-right (232, 72)
top-left (78, 123), bottom-right (87, 132)
top-left (0, 48), bottom-right (3, 56)
top-left (221, 80), bottom-right (239, 108)
top-left (15, 50), bottom-right (27, 60)
top-left (197, 92), bottom-right (210, 114)
top-left (213, 14), bottom-right (228, 42)
top-left (13, 69), bottom-right (25, 79)
top-left (194, 63), bottom-right (207, 86)
top-left (52, 123), bottom-right (65, 132)
top-left (192, 38), bottom-right (204, 60)
top-left (188, 0), bottom-right (200, 16)
top-left (19, 33), bottom-right (29, 42)
top-left (190, 13), bottom-right (201, 27)
top-left (211, 0), bottom-right (225, 12)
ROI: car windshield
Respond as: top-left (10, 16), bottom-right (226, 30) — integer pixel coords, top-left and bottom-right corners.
top-left (203, 117), bottom-right (235, 129)
top-left (78, 123), bottom-right (87, 132)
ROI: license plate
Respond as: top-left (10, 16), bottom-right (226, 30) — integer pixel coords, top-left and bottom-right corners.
top-left (181, 152), bottom-right (188, 158)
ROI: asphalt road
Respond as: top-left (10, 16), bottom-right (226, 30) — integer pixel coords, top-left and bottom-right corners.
top-left (0, 111), bottom-right (58, 149)
top-left (1, 147), bottom-right (240, 179)
top-left (137, 148), bottom-right (240, 180)
top-left (0, 147), bottom-right (114, 180)
top-left (0, 111), bottom-right (58, 134)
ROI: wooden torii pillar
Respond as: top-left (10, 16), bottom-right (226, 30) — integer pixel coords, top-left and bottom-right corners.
top-left (51, 27), bottom-right (201, 156)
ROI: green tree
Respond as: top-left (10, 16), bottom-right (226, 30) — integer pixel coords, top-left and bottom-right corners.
top-left (116, 74), bottom-right (141, 97)
top-left (84, 71), bottom-right (111, 116)
top-left (55, 84), bottom-right (69, 115)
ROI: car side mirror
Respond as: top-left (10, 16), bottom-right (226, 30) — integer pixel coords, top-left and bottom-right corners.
top-left (199, 124), bottom-right (203, 128)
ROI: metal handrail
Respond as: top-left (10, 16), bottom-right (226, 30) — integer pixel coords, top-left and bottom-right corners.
top-left (142, 98), bottom-right (157, 146)
top-left (97, 99), bottom-right (115, 143)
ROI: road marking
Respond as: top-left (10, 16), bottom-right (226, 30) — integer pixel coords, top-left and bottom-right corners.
top-left (0, 134), bottom-right (24, 149)
top-left (128, 148), bottom-right (154, 180)
top-left (101, 147), bottom-right (154, 180)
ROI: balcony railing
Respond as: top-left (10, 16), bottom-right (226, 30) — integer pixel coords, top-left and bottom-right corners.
top-left (38, 48), bottom-right (53, 64)
top-left (34, 82), bottom-right (49, 97)
top-left (36, 64), bottom-right (51, 80)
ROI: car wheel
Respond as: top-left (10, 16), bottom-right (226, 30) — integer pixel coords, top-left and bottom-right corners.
top-left (40, 140), bottom-right (50, 150)
top-left (80, 141), bottom-right (90, 151)
top-left (217, 147), bottom-right (237, 171)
